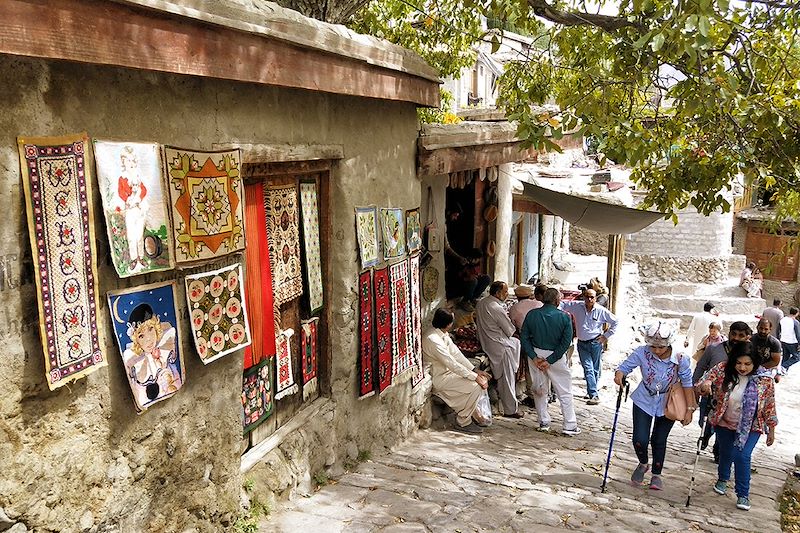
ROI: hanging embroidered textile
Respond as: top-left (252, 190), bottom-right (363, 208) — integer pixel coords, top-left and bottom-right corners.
top-left (373, 266), bottom-right (393, 392)
top-left (389, 259), bottom-right (414, 378)
top-left (358, 270), bottom-right (376, 398)
top-left (94, 141), bottom-right (173, 277)
top-left (355, 206), bottom-right (380, 269)
top-left (275, 329), bottom-right (298, 400)
top-left (409, 254), bottom-right (424, 388)
top-left (185, 262), bottom-right (252, 364)
top-left (18, 133), bottom-right (105, 390)
top-left (301, 317), bottom-right (319, 401)
top-left (242, 356), bottom-right (273, 434)
top-left (108, 281), bottom-right (184, 412)
top-left (243, 182), bottom-right (277, 369)
top-left (299, 180), bottom-right (323, 314)
top-left (264, 184), bottom-right (303, 306)
top-left (405, 208), bottom-right (422, 254)
top-left (164, 147), bottom-right (245, 264)
top-left (381, 207), bottom-right (406, 261)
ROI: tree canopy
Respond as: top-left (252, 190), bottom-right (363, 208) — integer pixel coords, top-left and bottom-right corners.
top-left (346, 0), bottom-right (800, 218)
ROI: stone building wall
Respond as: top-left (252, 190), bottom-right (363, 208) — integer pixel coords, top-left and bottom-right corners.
top-left (626, 205), bottom-right (732, 258)
top-left (0, 55), bottom-right (423, 532)
top-left (629, 255), bottom-right (729, 284)
top-left (569, 225), bottom-right (607, 256)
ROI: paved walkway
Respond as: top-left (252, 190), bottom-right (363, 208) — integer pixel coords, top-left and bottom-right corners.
top-left (263, 354), bottom-right (799, 532)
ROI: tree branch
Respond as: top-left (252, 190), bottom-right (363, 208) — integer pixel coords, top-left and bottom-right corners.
top-left (528, 0), bottom-right (642, 32)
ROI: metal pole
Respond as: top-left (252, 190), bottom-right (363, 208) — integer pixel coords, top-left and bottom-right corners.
top-left (601, 378), bottom-right (629, 493)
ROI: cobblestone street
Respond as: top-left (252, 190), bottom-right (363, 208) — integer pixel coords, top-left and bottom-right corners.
top-left (264, 351), bottom-right (799, 532)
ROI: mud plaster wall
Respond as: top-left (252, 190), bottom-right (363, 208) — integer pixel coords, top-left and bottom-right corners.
top-left (0, 55), bottom-right (421, 532)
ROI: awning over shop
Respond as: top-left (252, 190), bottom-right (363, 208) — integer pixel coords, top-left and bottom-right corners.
top-left (518, 181), bottom-right (665, 234)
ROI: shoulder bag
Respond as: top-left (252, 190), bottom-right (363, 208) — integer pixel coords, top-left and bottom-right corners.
top-left (664, 355), bottom-right (687, 421)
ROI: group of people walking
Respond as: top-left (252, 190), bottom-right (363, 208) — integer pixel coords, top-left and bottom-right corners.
top-left (422, 283), bottom-right (781, 513)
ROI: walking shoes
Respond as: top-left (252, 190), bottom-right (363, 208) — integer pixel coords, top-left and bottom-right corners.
top-left (587, 396), bottom-right (600, 405)
top-left (649, 475), bottom-right (663, 491)
top-left (454, 422), bottom-right (483, 434)
top-left (561, 427), bottom-right (582, 437)
top-left (537, 423), bottom-right (551, 432)
top-left (736, 497), bottom-right (751, 511)
top-left (630, 463), bottom-right (649, 485)
top-left (713, 480), bottom-right (728, 495)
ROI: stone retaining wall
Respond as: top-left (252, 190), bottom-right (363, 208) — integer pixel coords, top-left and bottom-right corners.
top-left (629, 254), bottom-right (729, 284)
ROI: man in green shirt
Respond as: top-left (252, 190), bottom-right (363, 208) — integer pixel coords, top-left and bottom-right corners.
top-left (521, 287), bottom-right (581, 436)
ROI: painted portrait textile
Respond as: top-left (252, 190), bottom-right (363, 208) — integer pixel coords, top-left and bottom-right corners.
top-left (381, 208), bottom-right (406, 261)
top-left (301, 317), bottom-right (319, 401)
top-left (355, 206), bottom-right (380, 269)
top-left (108, 281), bottom-right (184, 412)
top-left (164, 147), bottom-right (245, 264)
top-left (275, 329), bottom-right (298, 400)
top-left (242, 356), bottom-right (273, 434)
top-left (358, 270), bottom-right (376, 398)
top-left (185, 262), bottom-right (252, 364)
top-left (299, 181), bottom-right (323, 314)
top-left (243, 182), bottom-right (276, 369)
top-left (373, 266), bottom-right (393, 393)
top-left (18, 133), bottom-right (105, 390)
top-left (94, 140), bottom-right (173, 277)
top-left (405, 208), bottom-right (422, 254)
top-left (264, 184), bottom-right (304, 306)
top-left (409, 254), bottom-right (424, 388)
top-left (389, 260), bottom-right (414, 378)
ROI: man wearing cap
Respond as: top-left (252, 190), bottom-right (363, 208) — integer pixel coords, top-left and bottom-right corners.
top-left (521, 287), bottom-right (581, 435)
top-left (475, 281), bottom-right (523, 418)
top-left (561, 288), bottom-right (618, 405)
top-left (684, 302), bottom-right (719, 353)
top-left (508, 284), bottom-right (545, 408)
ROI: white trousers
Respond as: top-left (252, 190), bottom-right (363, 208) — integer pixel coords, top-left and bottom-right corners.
top-left (527, 355), bottom-right (578, 431)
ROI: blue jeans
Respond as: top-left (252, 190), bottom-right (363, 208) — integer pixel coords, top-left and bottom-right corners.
top-left (577, 339), bottom-right (602, 397)
top-left (715, 427), bottom-right (761, 498)
top-left (632, 403), bottom-right (676, 475)
top-left (782, 342), bottom-right (800, 370)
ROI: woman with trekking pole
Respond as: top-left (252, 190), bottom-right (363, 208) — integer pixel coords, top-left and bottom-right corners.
top-left (697, 341), bottom-right (778, 511)
top-left (613, 321), bottom-right (696, 490)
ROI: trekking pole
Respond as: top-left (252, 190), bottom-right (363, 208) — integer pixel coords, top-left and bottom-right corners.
top-left (601, 377), bottom-right (630, 493)
top-left (686, 400), bottom-right (714, 507)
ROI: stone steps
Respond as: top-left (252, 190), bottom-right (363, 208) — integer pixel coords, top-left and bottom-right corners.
top-left (648, 294), bottom-right (765, 315)
top-left (644, 279), bottom-right (750, 298)
top-left (649, 309), bottom-right (760, 330)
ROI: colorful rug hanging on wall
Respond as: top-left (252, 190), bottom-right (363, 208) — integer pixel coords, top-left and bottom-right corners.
top-left (107, 281), bottom-right (184, 412)
top-left (409, 254), bottom-right (424, 388)
top-left (94, 140), bottom-right (174, 277)
top-left (373, 266), bottom-right (393, 392)
top-left (406, 208), bottom-right (422, 254)
top-left (381, 207), bottom-right (406, 261)
top-left (243, 182), bottom-right (276, 369)
top-left (264, 184), bottom-right (304, 306)
top-left (164, 147), bottom-right (245, 264)
top-left (358, 270), bottom-right (376, 398)
top-left (355, 206), bottom-right (380, 269)
top-left (275, 329), bottom-right (298, 400)
top-left (299, 180), bottom-right (323, 314)
top-left (18, 133), bottom-right (106, 390)
top-left (389, 259), bottom-right (414, 378)
top-left (301, 317), bottom-right (319, 401)
top-left (242, 356), bottom-right (273, 434)
top-left (185, 262), bottom-right (252, 364)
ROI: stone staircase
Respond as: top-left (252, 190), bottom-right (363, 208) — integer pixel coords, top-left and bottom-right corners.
top-left (644, 279), bottom-right (764, 330)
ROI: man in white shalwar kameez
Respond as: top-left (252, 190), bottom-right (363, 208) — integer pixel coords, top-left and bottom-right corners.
top-left (475, 281), bottom-right (523, 418)
top-left (422, 309), bottom-right (491, 434)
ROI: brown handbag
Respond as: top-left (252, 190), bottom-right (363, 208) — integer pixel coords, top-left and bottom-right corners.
top-left (664, 356), bottom-right (687, 421)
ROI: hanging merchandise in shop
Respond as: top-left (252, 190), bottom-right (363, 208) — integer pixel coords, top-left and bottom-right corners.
top-left (265, 184), bottom-right (304, 305)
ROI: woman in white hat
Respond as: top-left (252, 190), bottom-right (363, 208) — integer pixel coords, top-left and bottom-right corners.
top-left (613, 321), bottom-right (696, 490)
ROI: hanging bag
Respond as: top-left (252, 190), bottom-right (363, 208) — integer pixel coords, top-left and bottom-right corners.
top-left (664, 355), bottom-right (687, 421)
top-left (422, 186), bottom-right (442, 253)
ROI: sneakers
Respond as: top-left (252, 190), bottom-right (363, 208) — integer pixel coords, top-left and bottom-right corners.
top-left (736, 496), bottom-right (751, 511)
top-left (561, 427), bottom-right (582, 437)
top-left (537, 423), bottom-right (551, 432)
top-left (649, 475), bottom-right (664, 491)
top-left (631, 463), bottom-right (649, 485)
top-left (587, 396), bottom-right (600, 405)
top-left (713, 480), bottom-right (728, 495)
top-left (454, 422), bottom-right (484, 434)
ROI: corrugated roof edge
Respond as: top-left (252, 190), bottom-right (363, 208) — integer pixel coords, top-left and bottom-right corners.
top-left (115, 0), bottom-right (441, 83)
